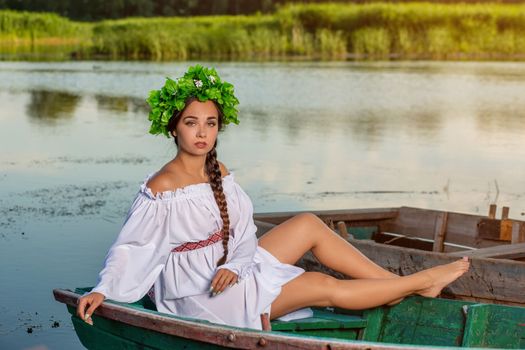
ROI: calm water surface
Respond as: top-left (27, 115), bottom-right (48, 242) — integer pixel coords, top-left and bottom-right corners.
top-left (1, 61), bottom-right (525, 349)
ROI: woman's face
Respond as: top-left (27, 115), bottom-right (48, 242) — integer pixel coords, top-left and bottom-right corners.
top-left (174, 99), bottom-right (220, 156)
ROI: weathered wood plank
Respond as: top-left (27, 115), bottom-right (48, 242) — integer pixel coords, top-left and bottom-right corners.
top-left (479, 219), bottom-right (524, 243)
top-left (376, 298), bottom-right (470, 347)
top-left (500, 205), bottom-right (512, 241)
top-left (254, 208), bottom-right (399, 225)
top-left (432, 212), bottom-right (448, 252)
top-left (337, 221), bottom-right (349, 239)
top-left (512, 221), bottom-right (525, 244)
top-left (500, 219), bottom-right (513, 241)
top-left (448, 242), bottom-right (525, 260)
top-left (462, 304), bottom-right (525, 347)
top-left (478, 219), bottom-right (504, 241)
top-left (374, 232), bottom-right (472, 252)
top-left (488, 204), bottom-right (497, 219)
top-left (384, 207), bottom-right (503, 249)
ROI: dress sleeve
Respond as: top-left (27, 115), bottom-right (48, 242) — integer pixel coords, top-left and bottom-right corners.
top-left (217, 183), bottom-right (258, 280)
top-left (89, 192), bottom-right (172, 302)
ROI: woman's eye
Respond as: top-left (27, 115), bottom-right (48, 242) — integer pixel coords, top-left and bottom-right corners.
top-left (208, 122), bottom-right (217, 127)
top-left (186, 122), bottom-right (195, 126)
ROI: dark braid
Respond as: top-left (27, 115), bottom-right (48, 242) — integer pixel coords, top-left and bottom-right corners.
top-left (205, 147), bottom-right (230, 266)
top-left (167, 96), bottom-right (230, 266)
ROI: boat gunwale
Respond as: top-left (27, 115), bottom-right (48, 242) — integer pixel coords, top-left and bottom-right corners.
top-left (254, 206), bottom-right (525, 223)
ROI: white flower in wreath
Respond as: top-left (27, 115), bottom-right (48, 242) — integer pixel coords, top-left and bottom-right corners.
top-left (209, 75), bottom-right (216, 84)
top-left (194, 79), bottom-right (203, 88)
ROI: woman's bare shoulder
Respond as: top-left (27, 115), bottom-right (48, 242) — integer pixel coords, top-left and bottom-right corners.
top-left (146, 161), bottom-right (229, 195)
top-left (218, 161), bottom-right (229, 177)
top-left (146, 166), bottom-right (189, 196)
top-left (146, 171), bottom-right (174, 196)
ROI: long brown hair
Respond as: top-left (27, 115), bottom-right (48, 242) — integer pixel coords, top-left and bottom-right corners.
top-left (167, 97), bottom-right (230, 266)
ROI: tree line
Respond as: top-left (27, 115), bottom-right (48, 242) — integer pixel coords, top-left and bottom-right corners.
top-left (0, 0), bottom-right (346, 21)
top-left (1, 0), bottom-right (523, 21)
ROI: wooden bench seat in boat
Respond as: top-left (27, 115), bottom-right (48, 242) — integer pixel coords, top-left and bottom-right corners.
top-left (271, 309), bottom-right (367, 340)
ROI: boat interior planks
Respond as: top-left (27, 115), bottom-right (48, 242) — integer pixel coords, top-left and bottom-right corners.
top-left (254, 206), bottom-right (525, 253)
top-left (254, 208), bottom-right (525, 307)
top-left (366, 207), bottom-right (513, 250)
top-left (462, 303), bottom-right (525, 347)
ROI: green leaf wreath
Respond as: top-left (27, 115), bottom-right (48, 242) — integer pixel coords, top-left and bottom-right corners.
top-left (146, 65), bottom-right (240, 137)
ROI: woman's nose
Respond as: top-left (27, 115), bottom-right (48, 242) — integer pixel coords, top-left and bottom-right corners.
top-left (196, 126), bottom-right (206, 138)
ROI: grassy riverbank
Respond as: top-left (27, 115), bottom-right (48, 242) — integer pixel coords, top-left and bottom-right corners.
top-left (0, 10), bottom-right (91, 59)
top-left (2, 3), bottom-right (525, 60)
top-left (281, 2), bottom-right (525, 60)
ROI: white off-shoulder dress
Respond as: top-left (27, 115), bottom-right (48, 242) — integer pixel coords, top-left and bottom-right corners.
top-left (90, 172), bottom-right (312, 330)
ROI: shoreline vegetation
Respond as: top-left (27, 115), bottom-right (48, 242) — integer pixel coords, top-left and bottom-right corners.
top-left (1, 3), bottom-right (525, 61)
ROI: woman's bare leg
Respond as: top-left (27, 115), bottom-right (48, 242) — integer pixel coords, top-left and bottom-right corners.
top-left (270, 259), bottom-right (469, 319)
top-left (258, 213), bottom-right (396, 279)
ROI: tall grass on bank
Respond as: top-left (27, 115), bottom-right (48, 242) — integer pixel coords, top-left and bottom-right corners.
top-left (0, 10), bottom-right (91, 58)
top-left (89, 2), bottom-right (525, 60)
top-left (0, 10), bottom-right (90, 40)
top-left (91, 14), bottom-right (346, 60)
top-left (2, 3), bottom-right (525, 60)
top-left (278, 3), bottom-right (525, 59)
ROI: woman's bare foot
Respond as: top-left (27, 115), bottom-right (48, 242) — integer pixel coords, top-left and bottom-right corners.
top-left (416, 257), bottom-right (470, 298)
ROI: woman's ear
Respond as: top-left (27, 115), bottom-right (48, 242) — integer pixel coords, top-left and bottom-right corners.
top-left (170, 130), bottom-right (177, 138)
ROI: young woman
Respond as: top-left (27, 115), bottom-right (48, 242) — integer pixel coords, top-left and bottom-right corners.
top-left (77, 65), bottom-right (469, 330)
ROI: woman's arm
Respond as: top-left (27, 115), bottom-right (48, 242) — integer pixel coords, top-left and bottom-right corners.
top-left (213, 181), bottom-right (258, 289)
top-left (76, 192), bottom-right (172, 323)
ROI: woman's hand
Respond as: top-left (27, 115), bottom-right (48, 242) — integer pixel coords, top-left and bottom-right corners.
top-left (76, 292), bottom-right (105, 325)
top-left (210, 268), bottom-right (238, 296)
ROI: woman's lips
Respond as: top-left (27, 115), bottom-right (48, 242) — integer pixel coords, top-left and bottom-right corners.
top-left (195, 142), bottom-right (207, 149)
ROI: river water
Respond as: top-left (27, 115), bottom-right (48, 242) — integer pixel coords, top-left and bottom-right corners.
top-left (0, 61), bottom-right (524, 349)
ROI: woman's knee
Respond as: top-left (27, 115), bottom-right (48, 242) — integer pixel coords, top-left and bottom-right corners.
top-left (292, 212), bottom-right (333, 242)
top-left (292, 212), bottom-right (322, 231)
top-left (310, 274), bottom-right (345, 307)
top-left (305, 272), bottom-right (339, 306)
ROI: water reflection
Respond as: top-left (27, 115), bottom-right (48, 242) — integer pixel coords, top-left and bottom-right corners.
top-left (22, 90), bottom-right (448, 145)
top-left (95, 95), bottom-right (148, 114)
top-left (26, 90), bottom-right (81, 122)
top-left (25, 91), bottom-right (152, 125)
top-left (476, 106), bottom-right (525, 134)
top-left (243, 106), bottom-right (445, 147)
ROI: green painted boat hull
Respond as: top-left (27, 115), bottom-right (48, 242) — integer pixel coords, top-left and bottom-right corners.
top-left (58, 287), bottom-right (525, 349)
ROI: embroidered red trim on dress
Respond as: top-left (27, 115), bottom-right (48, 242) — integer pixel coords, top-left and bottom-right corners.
top-left (171, 230), bottom-right (224, 252)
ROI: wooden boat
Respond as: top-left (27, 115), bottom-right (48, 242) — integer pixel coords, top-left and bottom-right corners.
top-left (54, 205), bottom-right (525, 348)
top-left (254, 206), bottom-right (525, 307)
top-left (53, 287), bottom-right (525, 349)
